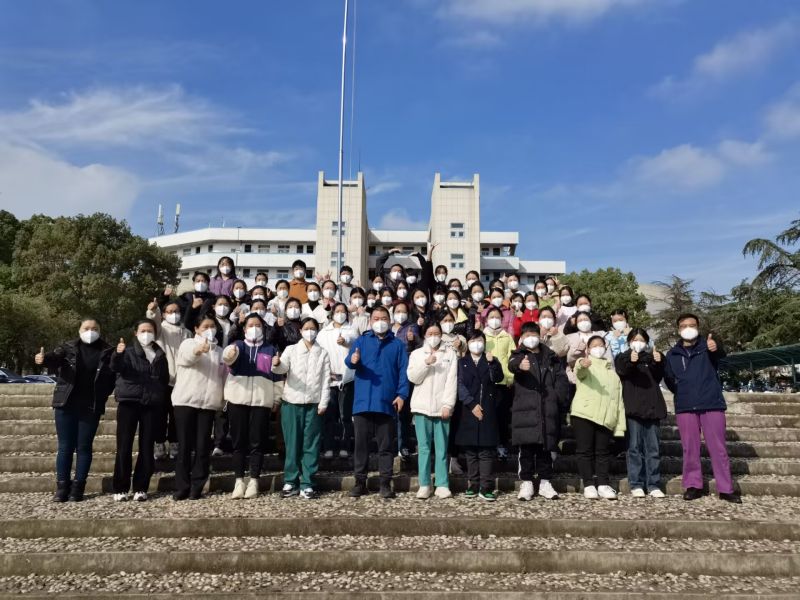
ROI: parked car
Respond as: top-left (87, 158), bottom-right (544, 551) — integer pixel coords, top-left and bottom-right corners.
top-left (0, 368), bottom-right (28, 384)
top-left (23, 374), bottom-right (57, 384)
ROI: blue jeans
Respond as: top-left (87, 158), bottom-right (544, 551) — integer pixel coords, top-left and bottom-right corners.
top-left (626, 417), bottom-right (661, 491)
top-left (54, 407), bottom-right (101, 483)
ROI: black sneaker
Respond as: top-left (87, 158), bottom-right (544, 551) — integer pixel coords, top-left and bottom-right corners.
top-left (719, 492), bottom-right (742, 504)
top-left (281, 484), bottom-right (299, 498)
top-left (399, 447), bottom-right (411, 460)
top-left (188, 489), bottom-right (203, 500)
top-left (683, 487), bottom-right (704, 501)
top-left (379, 484), bottom-right (396, 499)
top-left (349, 482), bottom-right (368, 498)
top-left (479, 490), bottom-right (497, 502)
top-left (172, 490), bottom-right (190, 501)
top-left (464, 487), bottom-right (478, 498)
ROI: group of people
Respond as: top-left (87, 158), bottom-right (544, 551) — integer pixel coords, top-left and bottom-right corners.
top-left (36, 247), bottom-right (741, 504)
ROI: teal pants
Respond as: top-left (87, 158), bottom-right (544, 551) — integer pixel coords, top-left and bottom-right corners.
top-left (281, 403), bottom-right (322, 490)
top-left (414, 414), bottom-right (450, 488)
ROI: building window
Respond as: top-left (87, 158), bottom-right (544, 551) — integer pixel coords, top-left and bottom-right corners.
top-left (207, 244), bottom-right (213, 252)
top-left (307, 245), bottom-right (314, 254)
top-left (258, 244), bottom-right (270, 254)
top-left (492, 247), bottom-right (500, 256)
top-left (331, 220), bottom-right (346, 236)
top-left (450, 253), bottom-right (464, 269)
top-left (242, 244), bottom-right (251, 253)
top-left (369, 245), bottom-right (377, 256)
top-left (243, 268), bottom-right (251, 278)
top-left (181, 271), bottom-right (190, 279)
top-left (450, 222), bottom-right (464, 238)
top-left (277, 245), bottom-right (290, 254)
top-left (402, 246), bottom-right (414, 253)
top-left (277, 269), bottom-right (289, 280)
top-left (182, 248), bottom-right (191, 256)
top-left (481, 248), bottom-right (489, 257)
top-left (195, 246), bottom-right (201, 254)
top-left (297, 244), bottom-right (304, 254)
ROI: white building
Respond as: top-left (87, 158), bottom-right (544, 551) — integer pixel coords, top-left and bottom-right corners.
top-left (150, 172), bottom-right (566, 291)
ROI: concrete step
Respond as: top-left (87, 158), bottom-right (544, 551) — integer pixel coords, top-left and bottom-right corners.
top-left (728, 393), bottom-right (800, 404)
top-left (748, 403), bottom-right (800, 416)
top-left (665, 414), bottom-right (800, 428)
top-left (0, 419), bottom-right (117, 436)
top-left (0, 406), bottom-right (117, 420)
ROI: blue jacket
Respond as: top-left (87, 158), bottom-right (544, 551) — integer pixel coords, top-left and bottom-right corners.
top-left (228, 340), bottom-right (280, 381)
top-left (345, 330), bottom-right (410, 416)
top-left (664, 336), bottom-right (726, 414)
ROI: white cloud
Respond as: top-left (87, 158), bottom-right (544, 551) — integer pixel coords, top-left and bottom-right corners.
top-left (438, 0), bottom-right (645, 25)
top-left (439, 30), bottom-right (504, 49)
top-left (716, 139), bottom-right (773, 167)
top-left (651, 20), bottom-right (798, 98)
top-left (0, 142), bottom-right (139, 219)
top-left (368, 181), bottom-right (403, 196)
top-left (376, 209), bottom-right (428, 230)
top-left (764, 83), bottom-right (800, 140)
top-left (629, 144), bottom-right (726, 189)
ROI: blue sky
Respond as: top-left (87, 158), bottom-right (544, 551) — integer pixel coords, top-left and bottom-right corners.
top-left (0, 0), bottom-right (798, 293)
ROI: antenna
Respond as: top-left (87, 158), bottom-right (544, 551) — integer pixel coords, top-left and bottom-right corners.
top-left (157, 204), bottom-right (165, 236)
top-left (173, 203), bottom-right (181, 233)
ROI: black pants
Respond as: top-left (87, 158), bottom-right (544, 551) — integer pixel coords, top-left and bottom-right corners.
top-left (155, 385), bottom-right (177, 444)
top-left (213, 408), bottom-right (229, 450)
top-left (353, 412), bottom-right (396, 485)
top-left (113, 402), bottom-right (159, 494)
top-left (173, 406), bottom-right (215, 496)
top-left (518, 443), bottom-right (554, 481)
top-left (322, 383), bottom-right (354, 453)
top-left (228, 403), bottom-right (270, 478)
top-left (463, 446), bottom-right (495, 493)
top-left (572, 415), bottom-right (613, 486)
top-left (495, 386), bottom-right (512, 448)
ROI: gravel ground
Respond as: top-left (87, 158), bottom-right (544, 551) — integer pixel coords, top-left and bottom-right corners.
top-left (1, 571), bottom-right (799, 595)
top-left (2, 535), bottom-right (798, 554)
top-left (1, 492), bottom-right (800, 523)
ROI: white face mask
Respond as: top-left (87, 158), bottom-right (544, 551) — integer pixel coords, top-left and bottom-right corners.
top-left (590, 346), bottom-right (606, 359)
top-left (372, 320), bottom-right (389, 334)
top-left (434, 294), bottom-right (445, 304)
top-left (233, 289), bottom-right (246, 299)
top-left (447, 299), bottom-right (460, 310)
top-left (352, 297), bottom-right (364, 308)
top-left (680, 327), bottom-right (699, 341)
top-left (286, 307), bottom-right (301, 320)
top-left (436, 273), bottom-right (447, 283)
top-left (246, 327), bottom-right (263, 342)
top-left (165, 313), bottom-right (181, 325)
top-left (294, 269), bottom-right (306, 279)
top-left (137, 332), bottom-right (155, 346)
top-left (487, 317), bottom-right (502, 330)
top-left (340, 274), bottom-right (352, 284)
top-left (441, 322), bottom-right (455, 334)
top-left (381, 296), bottom-right (393, 306)
top-left (561, 295), bottom-right (572, 305)
top-left (219, 266), bottom-right (231, 275)
top-left (522, 336), bottom-right (540, 349)
top-left (425, 335), bottom-right (441, 348)
top-left (525, 301), bottom-right (537, 311)
top-left (449, 287), bottom-right (461, 293)
top-left (468, 341), bottom-right (484, 355)
top-left (215, 305), bottom-right (230, 317)
top-left (491, 297), bottom-right (504, 308)
top-left (202, 329), bottom-right (217, 342)
top-left (277, 290), bottom-right (288, 299)
top-left (302, 329), bottom-right (318, 343)
top-left (194, 281), bottom-right (208, 293)
top-left (373, 282), bottom-right (384, 291)
top-left (252, 294), bottom-right (265, 301)
top-left (577, 304), bottom-right (591, 313)
top-left (577, 320), bottom-right (592, 333)
top-left (612, 320), bottom-right (627, 332)
top-left (323, 289), bottom-right (336, 299)
top-left (472, 292), bottom-right (484, 303)
top-left (508, 281), bottom-right (519, 290)
top-left (333, 312), bottom-right (347, 324)
top-left (406, 275), bottom-right (417, 285)
top-left (547, 284), bottom-right (555, 293)
top-left (414, 297), bottom-right (428, 308)
top-left (390, 271), bottom-right (403, 281)
top-left (535, 289), bottom-right (546, 298)
top-left (630, 340), bottom-right (647, 353)
top-left (539, 317), bottom-right (554, 330)
top-left (367, 298), bottom-right (376, 308)
top-left (307, 291), bottom-right (320, 302)
top-left (466, 279), bottom-right (477, 287)
top-left (397, 289), bottom-right (408, 299)
top-left (255, 280), bottom-right (267, 287)
top-left (256, 309), bottom-right (267, 318)
top-left (394, 312), bottom-right (408, 324)
top-left (79, 330), bottom-right (99, 344)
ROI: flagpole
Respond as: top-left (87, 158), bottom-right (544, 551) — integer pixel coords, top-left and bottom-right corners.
top-left (336, 0), bottom-right (349, 276)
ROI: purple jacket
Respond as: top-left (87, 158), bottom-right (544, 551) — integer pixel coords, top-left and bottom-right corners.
top-left (210, 276), bottom-right (235, 298)
top-left (480, 305), bottom-right (516, 337)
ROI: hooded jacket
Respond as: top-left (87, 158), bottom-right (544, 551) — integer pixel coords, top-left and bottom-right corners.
top-left (407, 344), bottom-right (458, 418)
top-left (664, 336), bottom-right (727, 414)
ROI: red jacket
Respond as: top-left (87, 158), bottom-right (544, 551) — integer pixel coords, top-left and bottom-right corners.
top-left (513, 308), bottom-right (539, 339)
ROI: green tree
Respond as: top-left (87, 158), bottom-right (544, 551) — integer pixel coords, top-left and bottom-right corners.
top-left (650, 275), bottom-right (698, 347)
top-left (743, 214), bottom-right (800, 289)
top-left (560, 267), bottom-right (649, 327)
top-left (0, 210), bottom-right (19, 265)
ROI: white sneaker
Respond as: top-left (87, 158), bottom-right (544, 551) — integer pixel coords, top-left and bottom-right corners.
top-left (231, 478), bottom-right (246, 500)
top-left (416, 485), bottom-right (432, 500)
top-left (517, 480), bottom-right (534, 501)
top-left (630, 487), bottom-right (646, 498)
top-left (597, 485), bottom-right (618, 500)
top-left (339, 449), bottom-right (350, 458)
top-left (538, 479), bottom-right (559, 500)
top-left (211, 447), bottom-right (224, 457)
top-left (113, 493), bottom-right (129, 502)
top-left (583, 485), bottom-right (599, 500)
top-left (168, 442), bottom-right (179, 459)
top-left (434, 486), bottom-right (452, 499)
top-left (153, 443), bottom-right (167, 460)
top-left (649, 488), bottom-right (666, 498)
top-left (244, 478), bottom-right (259, 499)
top-left (133, 491), bottom-right (147, 502)
top-left (323, 450), bottom-right (334, 459)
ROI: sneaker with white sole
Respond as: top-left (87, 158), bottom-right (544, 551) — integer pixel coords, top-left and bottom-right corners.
top-left (168, 442), bottom-right (179, 459)
top-left (244, 478), bottom-right (259, 499)
top-left (630, 487), bottom-right (646, 498)
top-left (583, 485), bottom-right (599, 500)
top-left (648, 488), bottom-right (666, 498)
top-left (211, 447), bottom-right (224, 457)
top-left (231, 478), bottom-right (246, 500)
top-left (322, 450), bottom-right (334, 459)
top-left (338, 449), bottom-right (350, 459)
top-left (113, 493), bottom-right (129, 502)
top-left (517, 480), bottom-right (534, 501)
top-left (133, 491), bottom-right (147, 502)
top-left (434, 486), bottom-right (452, 499)
top-left (416, 486), bottom-right (432, 500)
top-left (597, 485), bottom-right (618, 500)
top-left (538, 479), bottom-right (559, 500)
top-left (281, 483), bottom-right (299, 498)
top-left (153, 443), bottom-right (167, 460)
top-left (300, 488), bottom-right (318, 500)
top-left (497, 446), bottom-right (509, 460)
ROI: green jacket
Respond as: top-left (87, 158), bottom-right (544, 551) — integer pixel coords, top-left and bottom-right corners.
top-left (570, 357), bottom-right (626, 437)
top-left (484, 329), bottom-right (515, 386)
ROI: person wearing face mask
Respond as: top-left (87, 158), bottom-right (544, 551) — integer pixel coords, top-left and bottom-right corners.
top-left (177, 272), bottom-right (214, 317)
top-left (480, 307), bottom-right (515, 460)
top-left (251, 272), bottom-right (273, 302)
top-left (395, 282), bottom-right (411, 304)
top-left (347, 288), bottom-right (370, 334)
top-left (276, 298), bottom-right (303, 352)
top-left (533, 281), bottom-right (554, 309)
top-left (555, 286), bottom-right (577, 331)
top-left (509, 322), bottom-right (569, 501)
top-left (337, 265), bottom-right (355, 305)
top-left (614, 328), bottom-right (667, 499)
top-left (571, 336), bottom-right (626, 501)
top-left (146, 300), bottom-right (190, 461)
top-left (563, 294), bottom-right (605, 335)
top-left (171, 316), bottom-right (227, 500)
top-left (289, 259), bottom-right (309, 305)
top-left (479, 289), bottom-right (515, 337)
top-left (664, 314), bottom-right (738, 503)
top-left (230, 279), bottom-right (251, 316)
top-left (221, 315), bottom-right (281, 500)
top-left (439, 312), bottom-right (468, 475)
top-left (464, 271), bottom-right (480, 291)
top-left (440, 290), bottom-right (472, 340)
top-left (344, 307), bottom-right (410, 499)
top-left (391, 302), bottom-right (421, 459)
top-left (376, 247), bottom-right (432, 295)
top-left (110, 319), bottom-right (169, 502)
top-left (410, 289), bottom-right (434, 333)
top-left (271, 318), bottom-right (331, 500)
top-left (537, 307), bottom-right (570, 358)
top-left (565, 312), bottom-right (610, 388)
top-left (455, 332), bottom-right (505, 501)
top-left (512, 292), bottom-right (538, 340)
top-left (35, 318), bottom-right (116, 502)
top-left (266, 281), bottom-right (290, 318)
top-left (605, 309), bottom-right (632, 358)
top-left (210, 256), bottom-right (237, 298)
top-left (466, 282), bottom-right (488, 319)
top-left (317, 303), bottom-right (358, 458)
top-left (302, 282), bottom-right (330, 325)
top-left (434, 265), bottom-right (449, 287)
top-left (407, 324), bottom-right (458, 500)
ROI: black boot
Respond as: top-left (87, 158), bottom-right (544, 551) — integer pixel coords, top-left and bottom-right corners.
top-left (68, 480), bottom-right (86, 502)
top-left (53, 480), bottom-right (71, 503)
top-left (683, 487), bottom-right (704, 501)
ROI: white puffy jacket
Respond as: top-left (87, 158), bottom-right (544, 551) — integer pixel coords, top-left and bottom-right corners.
top-left (407, 345), bottom-right (458, 418)
top-left (271, 340), bottom-right (332, 410)
top-left (316, 322), bottom-right (357, 386)
top-left (172, 337), bottom-right (227, 411)
top-left (147, 307), bottom-right (190, 386)
top-left (221, 343), bottom-right (282, 409)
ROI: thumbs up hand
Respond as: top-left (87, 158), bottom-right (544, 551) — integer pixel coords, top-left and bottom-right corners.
top-left (195, 337), bottom-right (210, 355)
top-left (272, 352), bottom-right (281, 367)
top-left (192, 297), bottom-right (204, 309)
top-left (222, 345), bottom-right (238, 362)
top-left (580, 356), bottom-right (592, 369)
top-left (486, 352), bottom-right (494, 362)
top-left (520, 355), bottom-right (531, 371)
top-left (116, 338), bottom-right (126, 354)
top-left (35, 347), bottom-right (45, 365)
top-left (148, 297), bottom-right (158, 311)
top-left (631, 350), bottom-right (639, 363)
top-left (707, 334), bottom-right (718, 353)
top-left (653, 349), bottom-right (662, 363)
top-left (425, 352), bottom-right (437, 366)
top-left (337, 335), bottom-right (346, 346)
top-left (350, 347), bottom-right (361, 365)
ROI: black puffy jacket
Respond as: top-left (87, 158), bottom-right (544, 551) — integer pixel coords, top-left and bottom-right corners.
top-left (43, 339), bottom-right (116, 414)
top-left (455, 354), bottom-right (505, 448)
top-left (616, 349), bottom-right (667, 420)
top-left (110, 340), bottom-right (169, 406)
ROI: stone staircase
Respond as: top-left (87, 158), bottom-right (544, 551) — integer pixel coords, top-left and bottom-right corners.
top-left (1, 383), bottom-right (800, 597)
